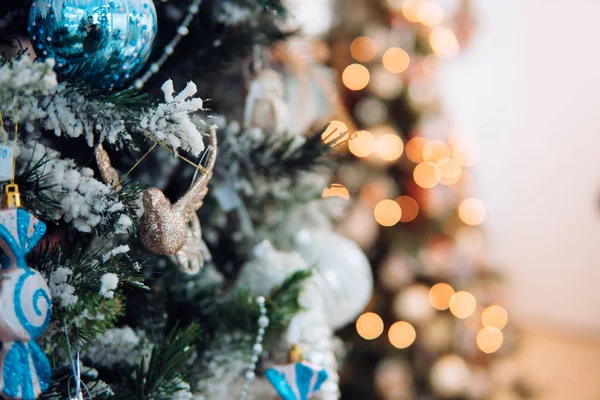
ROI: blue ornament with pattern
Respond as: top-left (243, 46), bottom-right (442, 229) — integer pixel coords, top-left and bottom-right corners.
top-left (28, 0), bottom-right (158, 89)
top-left (0, 208), bottom-right (51, 400)
top-left (265, 361), bottom-right (328, 400)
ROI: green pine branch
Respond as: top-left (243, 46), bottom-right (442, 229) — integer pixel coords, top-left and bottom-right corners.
top-left (12, 153), bottom-right (145, 238)
top-left (202, 268), bottom-right (313, 345)
top-left (40, 365), bottom-right (114, 400)
top-left (35, 244), bottom-right (146, 354)
top-left (266, 268), bottom-right (314, 335)
top-left (112, 323), bottom-right (201, 400)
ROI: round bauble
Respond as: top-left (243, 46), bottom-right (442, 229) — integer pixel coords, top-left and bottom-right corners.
top-left (236, 241), bottom-right (309, 296)
top-left (28, 0), bottom-right (157, 88)
top-left (295, 230), bottom-right (373, 330)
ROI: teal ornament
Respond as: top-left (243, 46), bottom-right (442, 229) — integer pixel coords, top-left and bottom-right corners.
top-left (0, 208), bottom-right (51, 400)
top-left (265, 362), bottom-right (328, 400)
top-left (28, 0), bottom-right (158, 89)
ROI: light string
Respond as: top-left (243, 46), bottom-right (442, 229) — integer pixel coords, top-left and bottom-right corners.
top-left (238, 296), bottom-right (269, 399)
top-left (132, 0), bottom-right (203, 90)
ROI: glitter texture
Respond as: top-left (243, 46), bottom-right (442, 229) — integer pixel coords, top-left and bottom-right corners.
top-left (0, 208), bottom-right (52, 399)
top-left (265, 361), bottom-right (328, 400)
top-left (139, 128), bottom-right (217, 257)
top-left (95, 144), bottom-right (120, 187)
top-left (139, 187), bottom-right (188, 254)
top-left (28, 0), bottom-right (158, 88)
top-left (172, 214), bottom-right (209, 274)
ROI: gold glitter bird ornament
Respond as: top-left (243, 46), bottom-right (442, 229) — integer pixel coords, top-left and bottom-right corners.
top-left (94, 144), bottom-right (120, 187)
top-left (94, 127), bottom-right (217, 259)
top-left (139, 127), bottom-right (217, 255)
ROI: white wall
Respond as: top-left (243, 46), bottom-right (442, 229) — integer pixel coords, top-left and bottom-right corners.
top-left (440, 0), bottom-right (600, 333)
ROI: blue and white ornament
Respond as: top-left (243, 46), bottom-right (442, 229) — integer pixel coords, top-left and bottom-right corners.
top-left (266, 360), bottom-right (328, 400)
top-left (28, 0), bottom-right (158, 89)
top-left (0, 208), bottom-right (51, 400)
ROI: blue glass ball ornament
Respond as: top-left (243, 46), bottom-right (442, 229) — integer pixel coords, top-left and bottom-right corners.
top-left (28, 0), bottom-right (158, 89)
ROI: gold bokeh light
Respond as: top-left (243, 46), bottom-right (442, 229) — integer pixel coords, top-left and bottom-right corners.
top-left (429, 283), bottom-right (455, 311)
top-left (458, 198), bottom-right (486, 226)
top-left (423, 140), bottom-right (450, 163)
top-left (417, 0), bottom-right (444, 27)
top-left (322, 183), bottom-right (350, 200)
top-left (401, 0), bottom-right (421, 22)
top-left (356, 312), bottom-right (385, 340)
top-left (382, 47), bottom-right (411, 74)
top-left (477, 327), bottom-right (504, 354)
top-left (438, 157), bottom-right (463, 185)
top-left (343, 64), bottom-right (370, 91)
top-left (405, 137), bottom-right (428, 163)
top-left (388, 321), bottom-right (416, 349)
top-left (349, 130), bottom-right (376, 158)
top-left (376, 133), bottom-right (404, 161)
top-left (395, 196), bottom-right (419, 222)
top-left (351, 36), bottom-right (378, 63)
top-left (449, 291), bottom-right (477, 319)
top-left (374, 199), bottom-right (402, 227)
top-left (481, 305), bottom-right (508, 330)
top-left (413, 161), bottom-right (441, 188)
top-left (322, 120), bottom-right (349, 145)
top-left (430, 27), bottom-right (459, 59)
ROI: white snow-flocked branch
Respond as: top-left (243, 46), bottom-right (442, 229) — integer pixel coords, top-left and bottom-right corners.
top-left (99, 273), bottom-right (119, 299)
top-left (18, 141), bottom-right (135, 234)
top-left (0, 58), bottom-right (129, 146)
top-left (0, 58), bottom-right (208, 154)
top-left (85, 326), bottom-right (152, 368)
top-left (49, 267), bottom-right (78, 308)
top-left (139, 79), bottom-right (206, 155)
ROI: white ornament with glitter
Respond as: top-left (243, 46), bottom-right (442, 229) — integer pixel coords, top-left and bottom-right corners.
top-left (295, 230), bottom-right (373, 330)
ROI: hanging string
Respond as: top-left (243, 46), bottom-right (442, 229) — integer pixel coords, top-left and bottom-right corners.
top-left (11, 102), bottom-right (19, 184)
top-left (108, 139), bottom-right (211, 187)
top-left (132, 0), bottom-right (203, 90)
top-left (116, 142), bottom-right (158, 186)
top-left (0, 112), bottom-right (6, 145)
top-left (63, 324), bottom-right (92, 400)
top-left (158, 143), bottom-right (208, 174)
top-left (0, 103), bottom-right (21, 186)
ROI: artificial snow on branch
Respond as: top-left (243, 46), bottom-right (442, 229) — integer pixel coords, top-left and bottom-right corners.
top-left (17, 141), bottom-right (140, 235)
top-left (139, 80), bottom-right (206, 155)
top-left (0, 57), bottom-right (208, 154)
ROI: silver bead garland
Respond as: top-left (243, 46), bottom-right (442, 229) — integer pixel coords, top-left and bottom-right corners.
top-left (238, 296), bottom-right (269, 399)
top-left (132, 0), bottom-right (203, 90)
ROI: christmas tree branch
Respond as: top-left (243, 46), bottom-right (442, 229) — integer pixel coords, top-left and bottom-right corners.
top-left (35, 243), bottom-right (146, 354)
top-left (0, 57), bottom-right (208, 154)
top-left (217, 123), bottom-right (339, 181)
top-left (14, 141), bottom-right (143, 236)
top-left (112, 323), bottom-right (201, 400)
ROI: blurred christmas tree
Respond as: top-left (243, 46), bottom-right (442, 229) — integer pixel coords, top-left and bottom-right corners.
top-left (321, 0), bottom-right (531, 399)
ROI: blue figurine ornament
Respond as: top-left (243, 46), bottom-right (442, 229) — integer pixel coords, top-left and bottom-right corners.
top-left (28, 0), bottom-right (158, 89)
top-left (265, 345), bottom-right (328, 400)
top-left (0, 198), bottom-right (51, 400)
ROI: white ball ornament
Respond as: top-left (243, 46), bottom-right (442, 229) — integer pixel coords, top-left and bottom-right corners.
top-left (236, 240), bottom-right (309, 296)
top-left (295, 230), bottom-right (373, 330)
